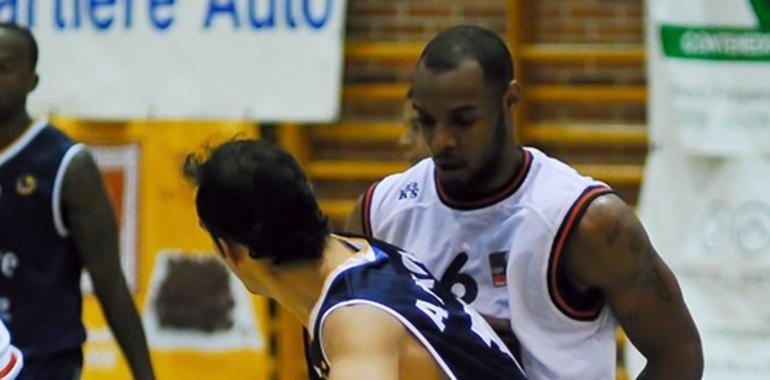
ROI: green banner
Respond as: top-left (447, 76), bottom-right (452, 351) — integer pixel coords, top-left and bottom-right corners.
top-left (661, 25), bottom-right (770, 61)
top-left (749, 0), bottom-right (770, 28)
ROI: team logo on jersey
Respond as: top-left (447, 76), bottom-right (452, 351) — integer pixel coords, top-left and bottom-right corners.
top-left (398, 182), bottom-right (419, 200)
top-left (488, 251), bottom-right (508, 287)
top-left (15, 174), bottom-right (37, 196)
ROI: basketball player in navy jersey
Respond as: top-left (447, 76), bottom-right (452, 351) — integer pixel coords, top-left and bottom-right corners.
top-left (185, 139), bottom-right (526, 380)
top-left (0, 23), bottom-right (155, 379)
top-left (347, 26), bottom-right (703, 379)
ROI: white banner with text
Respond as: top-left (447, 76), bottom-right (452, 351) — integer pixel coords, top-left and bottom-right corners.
top-left (2, 0), bottom-right (347, 122)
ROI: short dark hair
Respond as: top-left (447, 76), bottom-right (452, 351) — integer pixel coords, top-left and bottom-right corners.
top-left (419, 25), bottom-right (513, 93)
top-left (0, 22), bottom-right (38, 71)
top-left (184, 139), bottom-right (329, 265)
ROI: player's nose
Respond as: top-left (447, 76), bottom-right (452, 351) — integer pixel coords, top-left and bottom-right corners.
top-left (431, 123), bottom-right (457, 152)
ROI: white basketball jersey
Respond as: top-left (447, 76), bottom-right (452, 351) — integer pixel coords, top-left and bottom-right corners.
top-left (364, 147), bottom-right (617, 379)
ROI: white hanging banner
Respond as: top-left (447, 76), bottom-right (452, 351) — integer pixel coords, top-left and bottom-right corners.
top-left (2, 0), bottom-right (347, 122)
top-left (632, 1), bottom-right (770, 378)
top-left (647, 0), bottom-right (770, 155)
top-left (631, 150), bottom-right (770, 379)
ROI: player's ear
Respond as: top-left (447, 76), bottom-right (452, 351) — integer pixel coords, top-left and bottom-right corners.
top-left (28, 72), bottom-right (38, 93)
top-left (504, 80), bottom-right (520, 109)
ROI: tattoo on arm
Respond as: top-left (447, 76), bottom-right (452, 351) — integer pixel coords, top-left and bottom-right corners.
top-left (627, 221), bottom-right (646, 256)
top-left (605, 214), bottom-right (623, 246)
top-left (607, 209), bottom-right (674, 303)
top-left (644, 263), bottom-right (674, 302)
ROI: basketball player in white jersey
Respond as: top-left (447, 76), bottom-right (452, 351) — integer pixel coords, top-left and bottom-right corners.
top-left (184, 140), bottom-right (526, 380)
top-left (346, 25), bottom-right (703, 379)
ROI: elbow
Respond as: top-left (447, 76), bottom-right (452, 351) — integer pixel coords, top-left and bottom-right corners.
top-left (649, 335), bottom-right (704, 379)
top-left (680, 323), bottom-right (704, 378)
top-left (684, 336), bottom-right (704, 379)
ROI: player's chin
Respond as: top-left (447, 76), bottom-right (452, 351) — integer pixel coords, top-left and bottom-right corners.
top-left (437, 169), bottom-right (473, 191)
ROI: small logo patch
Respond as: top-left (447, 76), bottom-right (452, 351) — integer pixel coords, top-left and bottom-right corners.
top-left (489, 251), bottom-right (508, 287)
top-left (398, 182), bottom-right (419, 200)
top-left (16, 174), bottom-right (37, 196)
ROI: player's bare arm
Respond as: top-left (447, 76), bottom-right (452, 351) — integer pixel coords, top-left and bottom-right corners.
top-left (322, 304), bottom-right (445, 380)
top-left (563, 194), bottom-right (703, 380)
top-left (62, 149), bottom-right (156, 380)
top-left (344, 195), bottom-right (365, 234)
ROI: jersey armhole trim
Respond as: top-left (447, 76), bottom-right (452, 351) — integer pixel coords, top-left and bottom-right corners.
top-left (318, 299), bottom-right (458, 380)
top-left (0, 345), bottom-right (22, 379)
top-left (547, 185), bottom-right (614, 321)
top-left (362, 181), bottom-right (379, 236)
top-left (52, 143), bottom-right (86, 238)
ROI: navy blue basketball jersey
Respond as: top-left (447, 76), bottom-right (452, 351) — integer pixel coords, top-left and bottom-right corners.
top-left (307, 235), bottom-right (526, 380)
top-left (0, 120), bottom-right (86, 357)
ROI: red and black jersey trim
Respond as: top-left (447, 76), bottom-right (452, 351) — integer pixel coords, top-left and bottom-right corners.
top-left (361, 181), bottom-right (379, 236)
top-left (435, 149), bottom-right (532, 211)
top-left (547, 184), bottom-right (614, 321)
top-left (0, 350), bottom-right (18, 378)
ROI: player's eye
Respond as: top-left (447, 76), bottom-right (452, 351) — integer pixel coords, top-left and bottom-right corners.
top-left (453, 115), bottom-right (477, 128)
top-left (418, 114), bottom-right (436, 129)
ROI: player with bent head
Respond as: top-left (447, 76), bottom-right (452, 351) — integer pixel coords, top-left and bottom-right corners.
top-left (184, 139), bottom-right (526, 380)
top-left (347, 25), bottom-right (702, 379)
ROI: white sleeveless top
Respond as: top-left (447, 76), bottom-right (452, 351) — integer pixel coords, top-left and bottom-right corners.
top-left (364, 147), bottom-right (617, 379)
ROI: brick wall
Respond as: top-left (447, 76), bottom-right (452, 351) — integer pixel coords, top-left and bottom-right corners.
top-left (347, 0), bottom-right (507, 41)
top-left (342, 0), bottom-right (646, 122)
top-left (532, 0), bottom-right (643, 43)
top-left (526, 0), bottom-right (646, 125)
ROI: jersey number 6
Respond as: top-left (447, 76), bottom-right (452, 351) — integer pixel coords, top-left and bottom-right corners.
top-left (438, 252), bottom-right (478, 304)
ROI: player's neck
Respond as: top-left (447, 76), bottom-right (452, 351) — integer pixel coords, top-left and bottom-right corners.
top-left (484, 144), bottom-right (524, 195)
top-left (440, 145), bottom-right (524, 201)
top-left (270, 236), bottom-right (351, 328)
top-left (0, 109), bottom-right (32, 150)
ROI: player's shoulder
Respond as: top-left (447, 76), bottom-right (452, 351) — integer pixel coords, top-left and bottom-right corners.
top-left (320, 301), bottom-right (408, 361)
top-left (366, 158), bottom-right (436, 213)
top-left (324, 303), bottom-right (406, 339)
top-left (375, 158), bottom-right (433, 193)
top-left (34, 119), bottom-right (74, 143)
top-left (524, 147), bottom-right (596, 191)
top-left (520, 147), bottom-right (611, 221)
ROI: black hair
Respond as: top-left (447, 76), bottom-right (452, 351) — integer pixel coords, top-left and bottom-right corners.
top-left (419, 25), bottom-right (513, 94)
top-left (0, 22), bottom-right (38, 71)
top-left (184, 139), bottom-right (330, 265)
